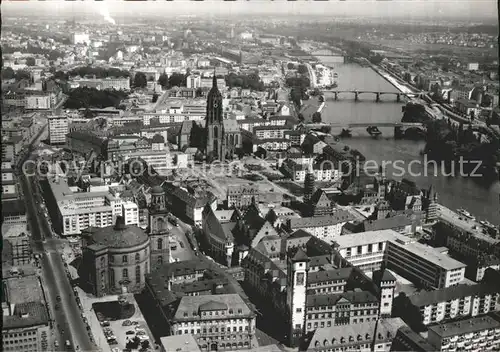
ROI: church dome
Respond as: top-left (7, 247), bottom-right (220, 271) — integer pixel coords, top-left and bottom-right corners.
top-left (151, 185), bottom-right (164, 195)
top-left (151, 134), bottom-right (165, 144)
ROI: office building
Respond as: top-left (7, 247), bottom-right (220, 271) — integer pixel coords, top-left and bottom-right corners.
top-left (48, 115), bottom-right (69, 145)
top-left (385, 238), bottom-right (466, 289)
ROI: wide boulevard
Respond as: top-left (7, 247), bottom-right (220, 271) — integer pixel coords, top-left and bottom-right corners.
top-left (20, 156), bottom-right (96, 352)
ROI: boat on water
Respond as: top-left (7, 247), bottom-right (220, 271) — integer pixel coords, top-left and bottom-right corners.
top-left (366, 126), bottom-right (382, 138)
top-left (457, 208), bottom-right (476, 221)
top-left (340, 128), bottom-right (352, 138)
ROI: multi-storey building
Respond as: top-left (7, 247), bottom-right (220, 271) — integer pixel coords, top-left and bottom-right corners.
top-left (305, 317), bottom-right (407, 352)
top-left (394, 282), bottom-right (500, 327)
top-left (48, 115), bottom-right (69, 145)
top-left (305, 290), bottom-right (380, 331)
top-left (335, 230), bottom-right (396, 273)
top-left (280, 159), bottom-right (341, 183)
top-left (385, 237), bottom-right (466, 289)
top-left (427, 315), bottom-right (500, 352)
top-left (226, 185), bottom-right (260, 209)
top-left (45, 176), bottom-right (138, 236)
top-left (336, 230), bottom-right (467, 287)
top-left (169, 294), bottom-right (256, 351)
top-left (2, 276), bottom-right (50, 352)
top-left (72, 77), bottom-right (130, 91)
top-left (286, 211), bottom-right (354, 246)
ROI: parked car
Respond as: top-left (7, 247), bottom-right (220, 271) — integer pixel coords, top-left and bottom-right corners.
top-left (101, 321), bottom-right (110, 327)
top-left (108, 339), bottom-right (118, 345)
top-left (138, 335), bottom-right (150, 341)
top-left (56, 295), bottom-right (61, 302)
top-left (131, 321), bottom-right (139, 325)
top-left (122, 320), bottom-right (132, 326)
top-left (126, 331), bottom-right (135, 335)
top-left (136, 331), bottom-right (146, 336)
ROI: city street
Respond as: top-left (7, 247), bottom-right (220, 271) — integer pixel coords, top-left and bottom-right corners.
top-left (20, 171), bottom-right (96, 352)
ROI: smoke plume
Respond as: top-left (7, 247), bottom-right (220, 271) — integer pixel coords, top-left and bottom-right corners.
top-left (98, 4), bottom-right (116, 25)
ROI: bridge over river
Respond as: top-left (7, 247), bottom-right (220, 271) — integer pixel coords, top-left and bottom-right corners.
top-left (323, 90), bottom-right (426, 102)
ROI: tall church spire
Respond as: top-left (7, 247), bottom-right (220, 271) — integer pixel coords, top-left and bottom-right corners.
top-left (212, 68), bottom-right (217, 88)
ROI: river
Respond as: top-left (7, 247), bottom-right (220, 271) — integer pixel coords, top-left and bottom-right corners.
top-left (314, 52), bottom-right (500, 225)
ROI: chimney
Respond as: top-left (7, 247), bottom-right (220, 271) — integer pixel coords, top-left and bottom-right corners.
top-left (114, 216), bottom-right (126, 230)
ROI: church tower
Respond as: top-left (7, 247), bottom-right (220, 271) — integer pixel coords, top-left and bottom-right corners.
top-left (148, 185), bottom-right (171, 269)
top-left (205, 72), bottom-right (225, 161)
top-left (303, 166), bottom-right (315, 204)
top-left (286, 248), bottom-right (309, 347)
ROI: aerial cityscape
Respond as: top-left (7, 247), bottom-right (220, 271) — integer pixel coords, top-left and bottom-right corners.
top-left (1, 1), bottom-right (499, 352)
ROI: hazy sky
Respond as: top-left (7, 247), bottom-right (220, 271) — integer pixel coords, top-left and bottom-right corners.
top-left (2, 0), bottom-right (498, 21)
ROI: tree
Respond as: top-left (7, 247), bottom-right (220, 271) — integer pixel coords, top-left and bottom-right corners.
top-left (318, 95), bottom-right (325, 103)
top-left (152, 93), bottom-right (159, 103)
top-left (26, 57), bottom-right (36, 66)
top-left (195, 87), bottom-right (203, 97)
top-left (126, 336), bottom-right (141, 350)
top-left (140, 340), bottom-right (150, 351)
top-left (297, 64), bottom-right (308, 75)
top-left (312, 112), bottom-right (322, 123)
top-left (287, 62), bottom-right (295, 70)
top-left (298, 113), bottom-right (305, 122)
top-left (168, 72), bottom-right (186, 88)
top-left (290, 88), bottom-right (302, 109)
top-left (1, 67), bottom-right (16, 80)
top-left (158, 73), bottom-right (168, 89)
top-left (133, 72), bottom-right (147, 88)
top-left (15, 70), bottom-right (31, 81)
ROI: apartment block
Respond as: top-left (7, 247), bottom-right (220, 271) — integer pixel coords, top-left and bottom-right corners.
top-left (427, 315), bottom-right (500, 352)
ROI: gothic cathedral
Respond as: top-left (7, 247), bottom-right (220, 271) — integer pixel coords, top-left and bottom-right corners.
top-left (205, 73), bottom-right (242, 161)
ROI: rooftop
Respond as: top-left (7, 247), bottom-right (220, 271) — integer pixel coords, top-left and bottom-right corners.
top-left (388, 239), bottom-right (467, 271)
top-left (288, 211), bottom-right (354, 229)
top-left (334, 229), bottom-right (402, 249)
top-left (4, 276), bottom-right (44, 305)
top-left (160, 334), bottom-right (201, 352)
top-left (428, 315), bottom-right (500, 338)
top-left (408, 282), bottom-right (498, 307)
top-left (173, 294), bottom-right (254, 321)
top-left (306, 290), bottom-right (378, 308)
top-left (3, 301), bottom-right (50, 330)
top-left (86, 217), bottom-right (149, 249)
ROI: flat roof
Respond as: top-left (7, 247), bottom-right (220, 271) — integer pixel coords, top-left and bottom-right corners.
top-left (389, 239), bottom-right (467, 271)
top-left (335, 230), bottom-right (402, 248)
top-left (4, 276), bottom-right (44, 305)
top-left (160, 334), bottom-right (201, 352)
top-left (428, 315), bottom-right (500, 338)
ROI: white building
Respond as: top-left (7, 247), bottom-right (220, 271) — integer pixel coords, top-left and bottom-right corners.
top-left (122, 201), bottom-right (139, 226)
top-left (427, 315), bottom-right (500, 352)
top-left (186, 75), bottom-right (201, 89)
top-left (48, 115), bottom-right (69, 145)
top-left (72, 77), bottom-right (130, 91)
top-left (336, 230), bottom-right (467, 287)
top-left (46, 176), bottom-right (138, 236)
top-left (25, 95), bottom-right (52, 110)
top-left (386, 238), bottom-right (466, 289)
top-left (72, 33), bottom-right (90, 45)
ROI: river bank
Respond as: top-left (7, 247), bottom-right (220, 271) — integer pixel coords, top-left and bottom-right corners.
top-left (313, 56), bottom-right (499, 226)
